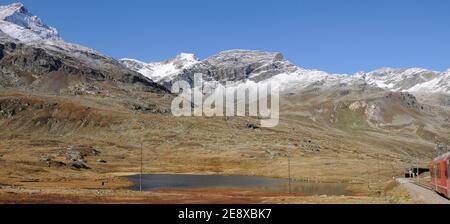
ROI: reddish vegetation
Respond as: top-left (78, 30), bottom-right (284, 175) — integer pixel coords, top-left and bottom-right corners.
top-left (0, 189), bottom-right (305, 204)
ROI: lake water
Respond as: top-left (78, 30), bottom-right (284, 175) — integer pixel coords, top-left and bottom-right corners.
top-left (127, 174), bottom-right (349, 196)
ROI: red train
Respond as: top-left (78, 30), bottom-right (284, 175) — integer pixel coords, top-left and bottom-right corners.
top-left (430, 152), bottom-right (450, 198)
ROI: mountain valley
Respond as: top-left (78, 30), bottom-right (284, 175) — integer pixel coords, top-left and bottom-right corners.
top-left (0, 3), bottom-right (449, 203)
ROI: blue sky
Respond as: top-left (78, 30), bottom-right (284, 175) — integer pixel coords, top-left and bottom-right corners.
top-left (3, 0), bottom-right (450, 73)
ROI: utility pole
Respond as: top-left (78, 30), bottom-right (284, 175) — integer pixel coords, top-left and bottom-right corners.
top-left (134, 110), bottom-right (145, 193)
top-left (140, 140), bottom-right (143, 192)
top-left (288, 156), bottom-right (292, 194)
top-left (417, 157), bottom-right (420, 184)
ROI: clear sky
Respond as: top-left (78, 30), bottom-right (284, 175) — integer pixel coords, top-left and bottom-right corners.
top-left (3, 0), bottom-right (450, 74)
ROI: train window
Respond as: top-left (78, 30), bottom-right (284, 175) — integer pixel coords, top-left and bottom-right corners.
top-left (437, 166), bottom-right (442, 179)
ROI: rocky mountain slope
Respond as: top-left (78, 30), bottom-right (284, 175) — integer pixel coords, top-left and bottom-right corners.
top-left (0, 2), bottom-right (447, 136)
top-left (0, 3), bottom-right (168, 95)
top-left (122, 50), bottom-right (300, 89)
top-left (121, 47), bottom-right (450, 144)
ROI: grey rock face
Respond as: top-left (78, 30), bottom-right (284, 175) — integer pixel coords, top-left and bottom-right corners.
top-left (0, 2), bottom-right (169, 95)
top-left (63, 145), bottom-right (100, 162)
top-left (164, 50), bottom-right (299, 88)
top-left (70, 161), bottom-right (90, 170)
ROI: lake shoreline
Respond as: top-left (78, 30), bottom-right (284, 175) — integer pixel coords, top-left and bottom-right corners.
top-left (124, 173), bottom-right (351, 196)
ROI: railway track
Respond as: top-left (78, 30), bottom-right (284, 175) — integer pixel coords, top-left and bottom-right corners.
top-left (410, 180), bottom-right (434, 191)
top-left (406, 179), bottom-right (450, 203)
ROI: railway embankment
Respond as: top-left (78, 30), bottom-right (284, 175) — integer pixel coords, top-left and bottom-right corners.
top-left (397, 178), bottom-right (450, 204)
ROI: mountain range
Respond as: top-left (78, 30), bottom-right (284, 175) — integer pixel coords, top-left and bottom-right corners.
top-left (0, 2), bottom-right (449, 132)
top-left (121, 50), bottom-right (450, 96)
top-left (1, 3), bottom-right (448, 98)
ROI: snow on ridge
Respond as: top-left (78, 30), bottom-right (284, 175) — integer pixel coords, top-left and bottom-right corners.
top-left (120, 53), bottom-right (200, 82)
top-left (121, 50), bottom-right (450, 95)
top-left (351, 66), bottom-right (449, 94)
top-left (213, 66), bottom-right (449, 94)
top-left (120, 58), bottom-right (146, 64)
top-left (407, 72), bottom-right (450, 94)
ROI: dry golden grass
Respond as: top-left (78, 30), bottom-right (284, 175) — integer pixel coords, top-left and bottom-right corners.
top-left (0, 89), bottom-right (448, 203)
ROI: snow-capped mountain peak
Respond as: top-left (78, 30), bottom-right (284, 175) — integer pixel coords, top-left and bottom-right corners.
top-left (0, 2), bottom-right (60, 42)
top-left (120, 53), bottom-right (200, 82)
top-left (0, 3), bottom-right (27, 19)
top-left (175, 53), bottom-right (198, 65)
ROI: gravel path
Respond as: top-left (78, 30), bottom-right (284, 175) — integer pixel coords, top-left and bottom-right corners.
top-left (397, 178), bottom-right (450, 204)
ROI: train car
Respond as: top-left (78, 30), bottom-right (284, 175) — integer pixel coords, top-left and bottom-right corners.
top-left (430, 152), bottom-right (450, 198)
